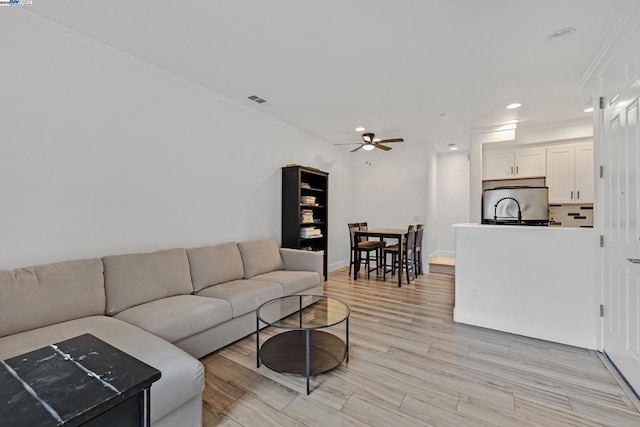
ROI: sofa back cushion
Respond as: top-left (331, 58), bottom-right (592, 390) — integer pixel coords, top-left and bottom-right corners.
top-left (103, 248), bottom-right (193, 316)
top-left (0, 259), bottom-right (105, 338)
top-left (237, 239), bottom-right (285, 279)
top-left (186, 242), bottom-right (245, 292)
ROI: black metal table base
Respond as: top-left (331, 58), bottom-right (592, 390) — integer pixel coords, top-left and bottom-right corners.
top-left (258, 330), bottom-right (348, 395)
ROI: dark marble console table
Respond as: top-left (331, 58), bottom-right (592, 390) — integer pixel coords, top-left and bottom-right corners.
top-left (0, 333), bottom-right (161, 426)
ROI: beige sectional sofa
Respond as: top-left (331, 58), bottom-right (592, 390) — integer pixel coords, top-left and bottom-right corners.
top-left (0, 239), bottom-right (323, 426)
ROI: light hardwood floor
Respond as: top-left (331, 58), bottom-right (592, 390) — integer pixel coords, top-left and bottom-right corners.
top-left (200, 268), bottom-right (640, 426)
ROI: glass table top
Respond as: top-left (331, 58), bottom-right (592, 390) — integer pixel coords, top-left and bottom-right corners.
top-left (257, 295), bottom-right (350, 330)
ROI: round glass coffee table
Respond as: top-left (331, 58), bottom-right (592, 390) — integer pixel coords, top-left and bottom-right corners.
top-left (256, 295), bottom-right (350, 395)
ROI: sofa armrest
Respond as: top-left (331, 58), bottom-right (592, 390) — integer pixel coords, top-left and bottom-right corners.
top-left (279, 248), bottom-right (323, 280)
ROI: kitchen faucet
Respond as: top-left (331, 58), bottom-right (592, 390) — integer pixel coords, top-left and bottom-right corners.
top-left (493, 197), bottom-right (522, 225)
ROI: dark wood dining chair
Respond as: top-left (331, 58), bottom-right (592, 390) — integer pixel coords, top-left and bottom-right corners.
top-left (348, 222), bottom-right (385, 278)
top-left (414, 224), bottom-right (424, 275)
top-left (383, 225), bottom-right (416, 284)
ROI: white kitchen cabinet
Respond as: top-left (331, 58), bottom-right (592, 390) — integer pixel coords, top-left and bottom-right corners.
top-left (546, 141), bottom-right (593, 203)
top-left (483, 148), bottom-right (546, 180)
top-left (574, 142), bottom-right (594, 203)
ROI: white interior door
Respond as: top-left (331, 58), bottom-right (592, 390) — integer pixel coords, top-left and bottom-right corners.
top-left (602, 79), bottom-right (640, 392)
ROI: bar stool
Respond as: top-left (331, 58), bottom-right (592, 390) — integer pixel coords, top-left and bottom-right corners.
top-left (348, 222), bottom-right (385, 278)
top-left (414, 224), bottom-right (424, 275)
top-left (383, 225), bottom-right (416, 284)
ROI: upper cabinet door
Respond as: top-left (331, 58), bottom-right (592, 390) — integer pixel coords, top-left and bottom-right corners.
top-left (514, 148), bottom-right (546, 178)
top-left (574, 142), bottom-right (594, 203)
top-left (483, 152), bottom-right (514, 180)
top-left (546, 145), bottom-right (575, 203)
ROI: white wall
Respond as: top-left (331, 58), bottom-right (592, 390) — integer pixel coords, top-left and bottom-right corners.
top-left (348, 146), bottom-right (429, 267)
top-left (435, 152), bottom-right (470, 257)
top-left (425, 147), bottom-right (438, 261)
top-left (0, 11), bottom-right (352, 269)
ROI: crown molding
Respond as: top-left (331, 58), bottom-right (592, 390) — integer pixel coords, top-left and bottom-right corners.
top-left (516, 117), bottom-right (591, 133)
top-left (469, 123), bottom-right (517, 135)
top-left (580, 0), bottom-right (640, 87)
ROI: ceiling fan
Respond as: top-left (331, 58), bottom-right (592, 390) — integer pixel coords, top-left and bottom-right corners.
top-left (336, 132), bottom-right (404, 152)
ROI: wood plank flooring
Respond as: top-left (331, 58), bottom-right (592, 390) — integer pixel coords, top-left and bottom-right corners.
top-left (200, 268), bottom-right (640, 426)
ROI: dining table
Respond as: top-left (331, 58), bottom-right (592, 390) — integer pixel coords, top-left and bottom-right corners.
top-left (353, 228), bottom-right (407, 287)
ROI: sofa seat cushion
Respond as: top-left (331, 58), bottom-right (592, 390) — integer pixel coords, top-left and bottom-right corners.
top-left (195, 280), bottom-right (284, 318)
top-left (0, 316), bottom-right (204, 424)
top-left (253, 270), bottom-right (321, 295)
top-left (114, 295), bottom-right (232, 343)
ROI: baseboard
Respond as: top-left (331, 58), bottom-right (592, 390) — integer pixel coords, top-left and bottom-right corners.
top-left (453, 308), bottom-right (597, 349)
top-left (603, 351), bottom-right (640, 402)
top-left (428, 250), bottom-right (455, 260)
top-left (328, 260), bottom-right (349, 272)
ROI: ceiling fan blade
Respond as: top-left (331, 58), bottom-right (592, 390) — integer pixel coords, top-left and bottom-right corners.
top-left (378, 138), bottom-right (404, 143)
top-left (334, 142), bottom-right (361, 146)
top-left (351, 145), bottom-right (364, 152)
top-left (374, 143), bottom-right (392, 151)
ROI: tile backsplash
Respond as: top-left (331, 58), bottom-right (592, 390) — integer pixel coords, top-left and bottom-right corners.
top-left (549, 204), bottom-right (593, 228)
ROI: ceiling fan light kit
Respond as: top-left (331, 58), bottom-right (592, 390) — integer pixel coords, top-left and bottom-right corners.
top-left (336, 132), bottom-right (404, 153)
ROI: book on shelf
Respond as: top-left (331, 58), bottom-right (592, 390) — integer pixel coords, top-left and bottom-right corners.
top-left (301, 208), bottom-right (314, 224)
top-left (301, 182), bottom-right (311, 189)
top-left (300, 227), bottom-right (322, 238)
top-left (300, 196), bottom-right (316, 205)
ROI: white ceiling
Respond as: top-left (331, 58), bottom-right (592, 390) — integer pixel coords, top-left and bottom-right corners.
top-left (26, 0), bottom-right (635, 151)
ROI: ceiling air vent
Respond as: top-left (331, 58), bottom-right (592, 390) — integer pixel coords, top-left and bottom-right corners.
top-left (248, 95), bottom-right (268, 104)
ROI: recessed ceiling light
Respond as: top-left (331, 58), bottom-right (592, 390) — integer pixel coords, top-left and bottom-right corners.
top-left (505, 119), bottom-right (519, 124)
top-left (355, 127), bottom-right (365, 132)
top-left (448, 144), bottom-right (459, 151)
top-left (506, 103), bottom-right (522, 110)
top-left (583, 107), bottom-right (594, 113)
top-left (546, 27), bottom-right (576, 43)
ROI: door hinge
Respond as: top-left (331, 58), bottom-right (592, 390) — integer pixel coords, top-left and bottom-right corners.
top-left (599, 165), bottom-right (604, 178)
top-left (600, 304), bottom-right (605, 318)
top-left (599, 97), bottom-right (605, 109)
top-left (600, 235), bottom-right (605, 247)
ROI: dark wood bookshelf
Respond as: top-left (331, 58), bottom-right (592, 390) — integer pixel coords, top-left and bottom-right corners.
top-left (282, 165), bottom-right (329, 280)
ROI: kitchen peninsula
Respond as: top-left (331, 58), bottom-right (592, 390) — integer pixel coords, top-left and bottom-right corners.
top-left (453, 223), bottom-right (598, 349)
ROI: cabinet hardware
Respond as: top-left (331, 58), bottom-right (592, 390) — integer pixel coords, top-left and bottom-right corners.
top-left (600, 304), bottom-right (604, 317)
top-left (577, 191), bottom-right (580, 200)
top-left (516, 166), bottom-right (519, 174)
top-left (571, 191), bottom-right (574, 199)
top-left (628, 258), bottom-right (640, 264)
top-left (510, 166), bottom-right (514, 175)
